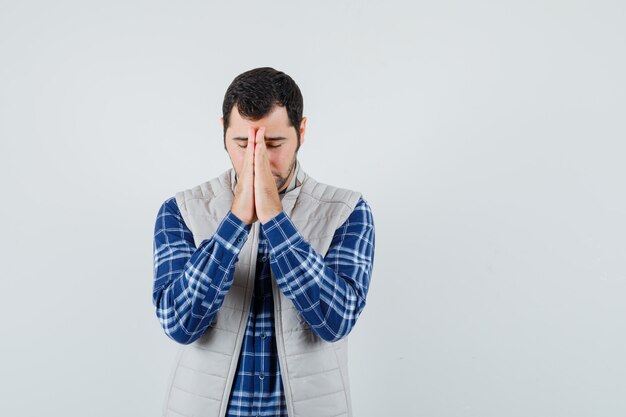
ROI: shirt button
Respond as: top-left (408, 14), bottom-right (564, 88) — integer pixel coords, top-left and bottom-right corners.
top-left (259, 372), bottom-right (264, 380)
top-left (261, 256), bottom-right (267, 262)
top-left (260, 333), bottom-right (266, 339)
top-left (237, 237), bottom-right (243, 242)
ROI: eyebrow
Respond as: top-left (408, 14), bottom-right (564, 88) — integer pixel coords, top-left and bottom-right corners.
top-left (232, 136), bottom-right (288, 142)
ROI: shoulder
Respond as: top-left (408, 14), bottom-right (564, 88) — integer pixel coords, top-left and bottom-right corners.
top-left (175, 168), bottom-right (234, 206)
top-left (300, 176), bottom-right (363, 212)
top-left (157, 196), bottom-right (182, 217)
top-left (154, 196), bottom-right (195, 241)
top-left (353, 196), bottom-right (374, 218)
top-left (344, 196), bottom-right (375, 229)
top-left (154, 197), bottom-right (187, 232)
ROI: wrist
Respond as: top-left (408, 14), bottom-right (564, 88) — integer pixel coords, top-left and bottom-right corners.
top-left (259, 208), bottom-right (282, 225)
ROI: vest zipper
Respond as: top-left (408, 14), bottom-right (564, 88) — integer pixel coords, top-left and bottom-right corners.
top-left (219, 220), bottom-right (260, 417)
top-left (272, 272), bottom-right (295, 417)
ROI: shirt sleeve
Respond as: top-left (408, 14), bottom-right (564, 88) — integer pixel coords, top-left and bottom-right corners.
top-left (261, 196), bottom-right (375, 342)
top-left (152, 197), bottom-right (252, 345)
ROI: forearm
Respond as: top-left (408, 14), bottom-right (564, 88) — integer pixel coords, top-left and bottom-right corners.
top-left (153, 210), bottom-right (251, 344)
top-left (262, 208), bottom-right (374, 342)
top-left (270, 245), bottom-right (366, 342)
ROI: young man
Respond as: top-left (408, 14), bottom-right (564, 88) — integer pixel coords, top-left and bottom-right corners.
top-left (152, 67), bottom-right (375, 417)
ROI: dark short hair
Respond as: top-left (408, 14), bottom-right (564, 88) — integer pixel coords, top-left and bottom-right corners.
top-left (222, 67), bottom-right (303, 150)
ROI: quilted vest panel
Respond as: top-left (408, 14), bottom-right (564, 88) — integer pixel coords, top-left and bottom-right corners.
top-left (161, 162), bottom-right (362, 417)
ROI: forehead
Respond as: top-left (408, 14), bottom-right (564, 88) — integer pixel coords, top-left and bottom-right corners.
top-left (228, 104), bottom-right (291, 131)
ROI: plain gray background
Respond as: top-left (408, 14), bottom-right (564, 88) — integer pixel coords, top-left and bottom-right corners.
top-left (1, 1), bottom-right (625, 416)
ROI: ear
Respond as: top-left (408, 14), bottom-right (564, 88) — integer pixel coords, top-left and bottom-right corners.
top-left (299, 116), bottom-right (307, 146)
top-left (220, 117), bottom-right (227, 151)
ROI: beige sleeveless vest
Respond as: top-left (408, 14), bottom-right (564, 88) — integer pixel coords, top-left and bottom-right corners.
top-left (161, 161), bottom-right (362, 417)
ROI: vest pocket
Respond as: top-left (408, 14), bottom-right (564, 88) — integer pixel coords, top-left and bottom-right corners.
top-left (296, 311), bottom-right (313, 331)
top-left (296, 311), bottom-right (306, 324)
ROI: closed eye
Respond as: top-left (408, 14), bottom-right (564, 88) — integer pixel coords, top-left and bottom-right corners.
top-left (237, 144), bottom-right (282, 148)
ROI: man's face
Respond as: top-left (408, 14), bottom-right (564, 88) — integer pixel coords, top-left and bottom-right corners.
top-left (222, 104), bottom-right (306, 193)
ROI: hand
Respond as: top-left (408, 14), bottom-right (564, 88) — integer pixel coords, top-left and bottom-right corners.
top-left (254, 126), bottom-right (283, 224)
top-left (230, 126), bottom-right (257, 225)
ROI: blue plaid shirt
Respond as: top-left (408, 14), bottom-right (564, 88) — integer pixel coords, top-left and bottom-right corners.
top-left (152, 194), bottom-right (375, 417)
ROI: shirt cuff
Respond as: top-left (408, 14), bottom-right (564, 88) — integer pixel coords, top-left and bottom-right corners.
top-left (261, 211), bottom-right (303, 257)
top-left (203, 210), bottom-right (252, 255)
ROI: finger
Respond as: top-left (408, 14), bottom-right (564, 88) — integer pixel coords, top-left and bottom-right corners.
top-left (256, 127), bottom-right (267, 154)
top-left (246, 126), bottom-right (256, 168)
top-left (255, 126), bottom-right (266, 146)
top-left (255, 139), bottom-right (266, 168)
top-left (254, 127), bottom-right (267, 165)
